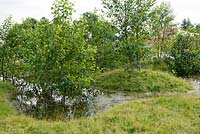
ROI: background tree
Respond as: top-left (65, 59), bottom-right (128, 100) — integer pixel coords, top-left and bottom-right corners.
top-left (51, 0), bottom-right (74, 23)
top-left (151, 2), bottom-right (175, 58)
top-left (80, 12), bottom-right (125, 70)
top-left (194, 23), bottom-right (200, 32)
top-left (181, 18), bottom-right (193, 31)
top-left (102, 0), bottom-right (156, 69)
top-left (0, 17), bottom-right (13, 81)
top-left (170, 31), bottom-right (200, 76)
top-left (4, 23), bottom-right (22, 83)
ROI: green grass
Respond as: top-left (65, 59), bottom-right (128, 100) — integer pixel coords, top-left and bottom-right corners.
top-left (94, 69), bottom-right (193, 93)
top-left (0, 82), bottom-right (17, 118)
top-left (142, 57), bottom-right (169, 72)
top-left (0, 81), bottom-right (199, 133)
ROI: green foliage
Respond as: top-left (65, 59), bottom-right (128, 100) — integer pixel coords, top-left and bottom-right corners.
top-left (51, 0), bottom-right (74, 23)
top-left (24, 21), bottom-right (96, 95)
top-left (0, 0), bottom-right (98, 119)
top-left (151, 2), bottom-right (175, 57)
top-left (0, 16), bottom-right (13, 81)
top-left (94, 69), bottom-right (192, 92)
top-left (181, 18), bottom-right (193, 31)
top-left (194, 23), bottom-right (200, 33)
top-left (102, 0), bottom-right (156, 69)
top-left (143, 57), bottom-right (169, 71)
top-left (0, 82), bottom-right (199, 133)
top-left (21, 17), bottom-right (38, 29)
top-left (1, 0), bottom-right (97, 98)
top-left (80, 12), bottom-right (126, 70)
top-left (170, 31), bottom-right (200, 76)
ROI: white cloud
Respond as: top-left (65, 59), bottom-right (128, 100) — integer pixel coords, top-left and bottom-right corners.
top-left (0, 0), bottom-right (200, 24)
top-left (0, 0), bottom-right (53, 23)
top-left (158, 0), bottom-right (200, 23)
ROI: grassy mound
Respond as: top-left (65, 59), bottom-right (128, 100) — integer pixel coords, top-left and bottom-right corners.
top-left (94, 69), bottom-right (193, 93)
top-left (0, 81), bottom-right (199, 133)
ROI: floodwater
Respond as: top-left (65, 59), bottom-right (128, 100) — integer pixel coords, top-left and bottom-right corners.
top-left (9, 77), bottom-right (135, 119)
top-left (15, 86), bottom-right (135, 119)
top-left (1, 76), bottom-right (199, 119)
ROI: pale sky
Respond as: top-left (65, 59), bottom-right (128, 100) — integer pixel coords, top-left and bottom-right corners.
top-left (0, 0), bottom-right (200, 24)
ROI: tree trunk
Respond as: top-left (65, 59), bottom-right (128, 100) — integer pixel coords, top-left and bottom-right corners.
top-left (128, 54), bottom-right (134, 70)
top-left (1, 57), bottom-right (5, 81)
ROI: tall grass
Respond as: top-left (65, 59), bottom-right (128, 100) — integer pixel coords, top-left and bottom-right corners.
top-left (0, 81), bottom-right (199, 133)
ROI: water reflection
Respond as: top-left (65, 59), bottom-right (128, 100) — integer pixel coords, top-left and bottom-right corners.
top-left (15, 85), bottom-right (100, 119)
top-left (1, 77), bottom-right (136, 119)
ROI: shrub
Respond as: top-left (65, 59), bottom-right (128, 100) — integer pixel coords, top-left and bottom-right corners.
top-left (170, 31), bottom-right (200, 76)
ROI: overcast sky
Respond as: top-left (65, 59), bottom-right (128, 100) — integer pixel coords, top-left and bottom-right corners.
top-left (0, 0), bottom-right (200, 24)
